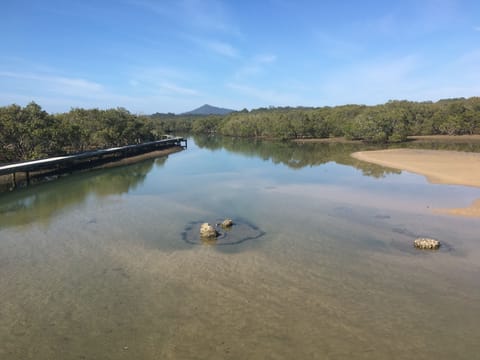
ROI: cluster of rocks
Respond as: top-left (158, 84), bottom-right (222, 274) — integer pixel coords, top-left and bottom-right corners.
top-left (199, 223), bottom-right (219, 238)
top-left (414, 237), bottom-right (441, 250)
top-left (182, 218), bottom-right (265, 246)
top-left (199, 219), bottom-right (234, 239)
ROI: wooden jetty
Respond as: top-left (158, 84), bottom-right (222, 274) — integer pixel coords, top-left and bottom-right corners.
top-left (0, 136), bottom-right (186, 189)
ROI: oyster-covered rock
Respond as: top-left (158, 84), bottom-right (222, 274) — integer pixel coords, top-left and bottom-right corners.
top-left (414, 238), bottom-right (441, 250)
top-left (200, 223), bottom-right (219, 238)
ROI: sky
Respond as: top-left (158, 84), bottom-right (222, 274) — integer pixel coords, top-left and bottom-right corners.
top-left (1, 0), bottom-right (480, 114)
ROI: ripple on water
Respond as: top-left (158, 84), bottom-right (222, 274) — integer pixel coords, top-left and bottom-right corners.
top-left (181, 218), bottom-right (265, 246)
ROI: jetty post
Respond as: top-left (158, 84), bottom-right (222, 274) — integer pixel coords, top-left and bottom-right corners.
top-left (0, 136), bottom-right (186, 191)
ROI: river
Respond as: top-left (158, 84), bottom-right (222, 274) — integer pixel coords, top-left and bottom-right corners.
top-left (1, 137), bottom-right (480, 359)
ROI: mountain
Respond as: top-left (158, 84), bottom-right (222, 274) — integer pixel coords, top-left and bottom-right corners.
top-left (182, 104), bottom-right (235, 116)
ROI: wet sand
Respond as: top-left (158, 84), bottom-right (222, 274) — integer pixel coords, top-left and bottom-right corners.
top-left (351, 148), bottom-right (480, 217)
top-left (351, 149), bottom-right (480, 188)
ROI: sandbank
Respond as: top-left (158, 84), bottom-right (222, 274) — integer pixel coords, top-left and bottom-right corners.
top-left (351, 148), bottom-right (480, 188)
top-left (351, 148), bottom-right (480, 217)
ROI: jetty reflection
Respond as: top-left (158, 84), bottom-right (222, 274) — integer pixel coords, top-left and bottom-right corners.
top-left (0, 158), bottom-right (166, 229)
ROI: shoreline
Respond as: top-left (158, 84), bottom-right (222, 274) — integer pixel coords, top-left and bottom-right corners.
top-left (351, 148), bottom-right (480, 217)
top-left (0, 146), bottom-right (184, 192)
top-left (90, 146), bottom-right (183, 170)
top-left (292, 137), bottom-right (362, 144)
top-left (351, 148), bottom-right (480, 188)
top-left (408, 134), bottom-right (480, 142)
top-left (293, 134), bottom-right (480, 144)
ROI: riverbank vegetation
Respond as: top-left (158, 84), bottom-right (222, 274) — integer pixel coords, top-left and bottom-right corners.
top-left (0, 103), bottom-right (158, 163)
top-left (1, 97), bottom-right (480, 163)
top-left (155, 97), bottom-right (480, 142)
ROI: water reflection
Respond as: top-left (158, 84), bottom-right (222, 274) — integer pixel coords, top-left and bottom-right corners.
top-left (3, 137), bottom-right (480, 231)
top-left (2, 136), bottom-right (480, 359)
top-left (193, 135), bottom-right (400, 178)
top-left (193, 135), bottom-right (480, 178)
top-left (399, 139), bottom-right (480, 152)
top-left (0, 157), bottom-right (167, 229)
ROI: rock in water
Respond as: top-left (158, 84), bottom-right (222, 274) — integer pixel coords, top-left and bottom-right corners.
top-left (182, 219), bottom-right (265, 246)
top-left (200, 223), bottom-right (218, 238)
top-left (414, 238), bottom-right (441, 250)
top-left (221, 218), bottom-right (234, 228)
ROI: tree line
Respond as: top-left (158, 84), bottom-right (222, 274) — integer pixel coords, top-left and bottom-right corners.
top-left (154, 97), bottom-right (480, 142)
top-left (1, 97), bottom-right (480, 163)
top-left (0, 103), bottom-right (161, 163)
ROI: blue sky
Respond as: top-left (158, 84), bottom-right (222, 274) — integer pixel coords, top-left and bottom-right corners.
top-left (1, 0), bottom-right (479, 114)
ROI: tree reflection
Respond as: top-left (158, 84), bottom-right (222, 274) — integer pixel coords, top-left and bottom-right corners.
top-left (0, 158), bottom-right (163, 228)
top-left (193, 135), bottom-right (480, 178)
top-left (193, 135), bottom-right (400, 178)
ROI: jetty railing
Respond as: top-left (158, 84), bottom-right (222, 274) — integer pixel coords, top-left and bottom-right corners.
top-left (0, 136), bottom-right (187, 189)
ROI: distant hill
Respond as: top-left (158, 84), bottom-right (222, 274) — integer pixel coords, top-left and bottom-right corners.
top-left (182, 104), bottom-right (235, 116)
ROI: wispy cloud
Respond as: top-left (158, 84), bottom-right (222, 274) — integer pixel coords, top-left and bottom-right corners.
top-left (255, 54), bottom-right (277, 64)
top-left (359, 55), bottom-right (419, 83)
top-left (129, 66), bottom-right (191, 82)
top-left (0, 71), bottom-right (104, 96)
top-left (158, 82), bottom-right (200, 96)
top-left (0, 69), bottom-right (146, 111)
top-left (314, 49), bottom-right (480, 106)
top-left (0, 67), bottom-right (205, 113)
top-left (233, 54), bottom-right (277, 80)
top-left (474, 26), bottom-right (480, 32)
top-left (182, 34), bottom-right (240, 58)
top-left (314, 31), bottom-right (362, 58)
top-left (387, 0), bottom-right (463, 34)
top-left (204, 40), bottom-right (239, 58)
top-left (419, 0), bottom-right (461, 29)
top-left (227, 82), bottom-right (299, 105)
top-left (125, 0), bottom-right (172, 17)
top-left (127, 0), bottom-right (240, 35)
top-left (127, 65), bottom-right (201, 97)
top-left (457, 49), bottom-right (480, 64)
top-left (316, 55), bottom-right (423, 105)
top-left (181, 0), bottom-right (237, 34)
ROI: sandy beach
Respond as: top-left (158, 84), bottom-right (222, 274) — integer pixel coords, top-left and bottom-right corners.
top-left (351, 148), bottom-right (480, 217)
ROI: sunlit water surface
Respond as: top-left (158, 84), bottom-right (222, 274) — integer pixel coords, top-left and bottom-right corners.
top-left (1, 137), bottom-right (480, 359)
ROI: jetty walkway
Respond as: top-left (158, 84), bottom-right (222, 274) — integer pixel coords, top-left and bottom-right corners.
top-left (0, 136), bottom-right (186, 188)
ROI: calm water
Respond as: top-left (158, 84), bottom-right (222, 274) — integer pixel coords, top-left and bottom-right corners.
top-left (1, 137), bottom-right (480, 359)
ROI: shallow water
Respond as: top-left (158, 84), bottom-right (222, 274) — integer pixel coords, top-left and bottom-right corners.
top-left (1, 137), bottom-right (480, 359)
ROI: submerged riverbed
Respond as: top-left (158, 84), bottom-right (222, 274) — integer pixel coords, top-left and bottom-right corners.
top-left (1, 137), bottom-right (480, 359)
